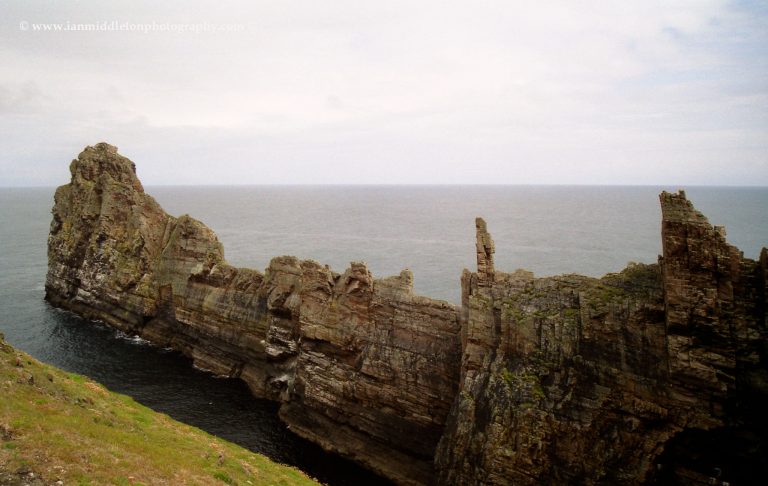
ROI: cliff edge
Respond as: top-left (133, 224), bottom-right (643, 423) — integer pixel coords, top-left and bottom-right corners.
top-left (46, 144), bottom-right (767, 485)
top-left (46, 143), bottom-right (460, 485)
top-left (435, 192), bottom-right (767, 484)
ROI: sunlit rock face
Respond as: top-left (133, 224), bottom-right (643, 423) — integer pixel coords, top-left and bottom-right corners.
top-left (47, 145), bottom-right (766, 485)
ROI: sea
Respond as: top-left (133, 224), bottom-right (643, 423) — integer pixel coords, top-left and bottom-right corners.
top-left (1, 185), bottom-right (766, 484)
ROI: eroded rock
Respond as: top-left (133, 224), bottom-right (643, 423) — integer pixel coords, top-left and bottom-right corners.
top-left (46, 143), bottom-right (461, 484)
top-left (45, 146), bottom-right (767, 485)
top-left (434, 190), bottom-right (767, 485)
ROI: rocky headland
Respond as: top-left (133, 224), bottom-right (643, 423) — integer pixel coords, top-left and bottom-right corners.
top-left (45, 143), bottom-right (767, 485)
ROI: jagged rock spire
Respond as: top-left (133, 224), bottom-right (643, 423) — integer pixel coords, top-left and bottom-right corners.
top-left (67, 143), bottom-right (144, 192)
top-left (658, 189), bottom-right (761, 399)
top-left (475, 217), bottom-right (495, 285)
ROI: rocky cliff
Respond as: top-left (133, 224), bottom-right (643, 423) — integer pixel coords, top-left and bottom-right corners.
top-left (435, 194), bottom-right (767, 485)
top-left (46, 144), bottom-right (766, 485)
top-left (46, 143), bottom-right (460, 485)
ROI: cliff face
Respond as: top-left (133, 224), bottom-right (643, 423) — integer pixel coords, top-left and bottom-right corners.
top-left (434, 195), bottom-right (767, 485)
top-left (46, 144), bottom-right (766, 485)
top-left (46, 143), bottom-right (460, 485)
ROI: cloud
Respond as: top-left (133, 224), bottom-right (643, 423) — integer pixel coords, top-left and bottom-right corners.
top-left (0, 0), bottom-right (766, 185)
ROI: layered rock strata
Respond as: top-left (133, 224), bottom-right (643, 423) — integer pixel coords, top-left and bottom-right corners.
top-left (46, 144), bottom-right (766, 485)
top-left (435, 193), bottom-right (767, 485)
top-left (46, 144), bottom-right (460, 485)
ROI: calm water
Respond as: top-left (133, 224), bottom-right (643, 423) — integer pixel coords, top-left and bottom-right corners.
top-left (1, 185), bottom-right (766, 484)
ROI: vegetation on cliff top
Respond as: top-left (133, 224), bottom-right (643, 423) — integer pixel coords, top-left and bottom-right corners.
top-left (0, 334), bottom-right (318, 486)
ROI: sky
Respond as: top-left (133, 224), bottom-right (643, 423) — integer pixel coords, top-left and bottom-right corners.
top-left (0, 0), bottom-right (766, 186)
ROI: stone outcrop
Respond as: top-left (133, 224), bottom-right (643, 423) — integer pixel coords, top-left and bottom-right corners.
top-left (46, 144), bottom-right (461, 485)
top-left (434, 190), bottom-right (767, 485)
top-left (46, 144), bottom-right (766, 485)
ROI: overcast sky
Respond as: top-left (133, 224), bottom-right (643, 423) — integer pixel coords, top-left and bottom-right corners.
top-left (1, 1), bottom-right (766, 186)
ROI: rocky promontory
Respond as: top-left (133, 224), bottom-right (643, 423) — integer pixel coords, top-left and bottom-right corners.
top-left (46, 143), bottom-right (767, 485)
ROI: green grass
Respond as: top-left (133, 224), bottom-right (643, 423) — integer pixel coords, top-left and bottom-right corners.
top-left (0, 335), bottom-right (319, 486)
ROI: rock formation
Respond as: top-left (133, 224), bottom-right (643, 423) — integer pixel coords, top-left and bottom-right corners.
top-left (46, 143), bottom-right (460, 485)
top-left (46, 144), bottom-right (766, 485)
top-left (435, 191), bottom-right (767, 485)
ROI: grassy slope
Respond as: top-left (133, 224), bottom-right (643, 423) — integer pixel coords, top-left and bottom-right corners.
top-left (0, 335), bottom-right (319, 486)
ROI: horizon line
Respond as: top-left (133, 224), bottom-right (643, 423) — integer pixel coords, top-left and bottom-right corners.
top-left (3, 182), bottom-right (768, 189)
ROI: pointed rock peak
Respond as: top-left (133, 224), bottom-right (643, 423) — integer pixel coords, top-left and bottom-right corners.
top-left (69, 142), bottom-right (143, 193)
top-left (659, 190), bottom-right (708, 225)
top-left (475, 217), bottom-right (488, 233)
top-left (475, 217), bottom-right (495, 284)
top-left (399, 268), bottom-right (414, 290)
top-left (94, 142), bottom-right (119, 154)
top-left (339, 261), bottom-right (373, 296)
top-left (349, 261), bottom-right (369, 273)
